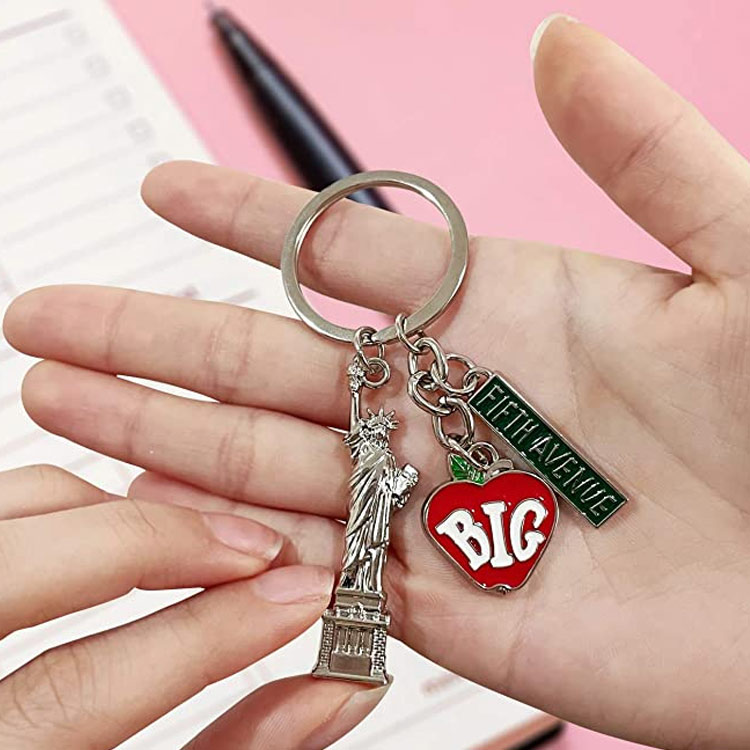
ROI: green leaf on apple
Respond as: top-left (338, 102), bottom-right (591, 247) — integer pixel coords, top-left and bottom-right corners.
top-left (449, 454), bottom-right (486, 485)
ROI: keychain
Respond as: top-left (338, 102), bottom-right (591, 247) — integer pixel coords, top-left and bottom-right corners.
top-left (280, 171), bottom-right (628, 685)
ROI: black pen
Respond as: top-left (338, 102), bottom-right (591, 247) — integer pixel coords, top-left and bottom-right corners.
top-left (207, 4), bottom-right (393, 210)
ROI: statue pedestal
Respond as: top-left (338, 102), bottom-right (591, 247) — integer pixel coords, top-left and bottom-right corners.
top-left (312, 589), bottom-right (390, 685)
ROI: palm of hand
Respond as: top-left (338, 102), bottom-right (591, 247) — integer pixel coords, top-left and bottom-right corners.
top-left (388, 238), bottom-right (749, 748)
top-left (5, 18), bottom-right (750, 750)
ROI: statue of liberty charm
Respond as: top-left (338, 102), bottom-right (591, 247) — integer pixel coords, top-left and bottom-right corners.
top-left (313, 354), bottom-right (418, 684)
top-left (281, 172), bottom-right (469, 685)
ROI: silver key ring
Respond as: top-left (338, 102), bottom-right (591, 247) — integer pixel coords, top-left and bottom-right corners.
top-left (280, 170), bottom-right (469, 344)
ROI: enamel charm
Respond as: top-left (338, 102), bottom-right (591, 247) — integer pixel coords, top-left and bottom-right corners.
top-left (280, 170), bottom-right (628, 685)
top-left (423, 457), bottom-right (558, 592)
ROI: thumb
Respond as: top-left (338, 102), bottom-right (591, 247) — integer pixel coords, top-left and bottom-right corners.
top-left (532, 14), bottom-right (750, 284)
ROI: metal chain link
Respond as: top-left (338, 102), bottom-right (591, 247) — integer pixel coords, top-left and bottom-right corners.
top-left (353, 326), bottom-right (391, 389)
top-left (395, 313), bottom-right (495, 470)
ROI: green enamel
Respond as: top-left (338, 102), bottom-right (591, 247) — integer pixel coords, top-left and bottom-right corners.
top-left (449, 454), bottom-right (486, 485)
top-left (468, 375), bottom-right (627, 526)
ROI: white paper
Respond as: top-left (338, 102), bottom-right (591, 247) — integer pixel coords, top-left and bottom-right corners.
top-left (0, 2), bottom-right (546, 747)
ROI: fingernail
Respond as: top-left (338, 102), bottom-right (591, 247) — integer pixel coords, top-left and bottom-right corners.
top-left (203, 513), bottom-right (283, 561)
top-left (251, 565), bottom-right (333, 604)
top-left (301, 682), bottom-right (391, 750)
top-left (530, 13), bottom-right (578, 62)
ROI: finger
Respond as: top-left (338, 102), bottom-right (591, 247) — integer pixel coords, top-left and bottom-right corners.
top-left (129, 472), bottom-right (344, 570)
top-left (129, 473), bottom-right (412, 648)
top-left (184, 675), bottom-right (388, 750)
top-left (0, 566), bottom-right (333, 750)
top-left (141, 160), bottom-right (450, 314)
top-left (0, 464), bottom-right (107, 519)
top-left (0, 497), bottom-right (283, 636)
top-left (4, 284), bottom-right (351, 427)
top-left (22, 360), bottom-right (349, 518)
top-left (533, 16), bottom-right (750, 281)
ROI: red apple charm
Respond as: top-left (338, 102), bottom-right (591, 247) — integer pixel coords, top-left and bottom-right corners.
top-left (423, 457), bottom-right (558, 592)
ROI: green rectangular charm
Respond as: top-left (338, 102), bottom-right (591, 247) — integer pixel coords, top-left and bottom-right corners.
top-left (468, 374), bottom-right (627, 527)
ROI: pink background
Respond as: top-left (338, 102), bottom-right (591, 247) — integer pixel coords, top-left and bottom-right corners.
top-left (106, 2), bottom-right (750, 747)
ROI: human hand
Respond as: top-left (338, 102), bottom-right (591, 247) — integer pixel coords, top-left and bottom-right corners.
top-left (0, 466), bottom-right (385, 748)
top-left (5, 16), bottom-right (750, 750)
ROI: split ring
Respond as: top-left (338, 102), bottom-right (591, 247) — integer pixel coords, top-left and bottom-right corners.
top-left (280, 171), bottom-right (469, 344)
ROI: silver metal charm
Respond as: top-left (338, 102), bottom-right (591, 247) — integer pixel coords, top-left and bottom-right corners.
top-left (313, 335), bottom-right (418, 684)
top-left (280, 171), bottom-right (470, 685)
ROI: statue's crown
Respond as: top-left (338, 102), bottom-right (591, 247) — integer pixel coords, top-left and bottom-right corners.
top-left (364, 407), bottom-right (398, 431)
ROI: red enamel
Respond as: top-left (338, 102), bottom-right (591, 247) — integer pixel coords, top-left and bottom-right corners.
top-left (423, 471), bottom-right (558, 592)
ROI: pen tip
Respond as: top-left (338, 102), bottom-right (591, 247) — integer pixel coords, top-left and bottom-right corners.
top-left (203, 0), bottom-right (219, 16)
